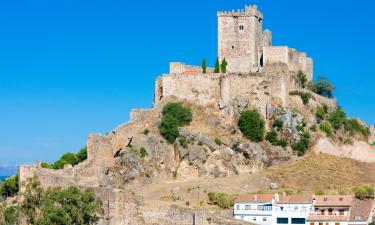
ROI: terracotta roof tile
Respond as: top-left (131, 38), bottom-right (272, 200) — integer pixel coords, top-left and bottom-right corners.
top-left (314, 195), bottom-right (353, 207)
top-left (235, 194), bottom-right (274, 203)
top-left (349, 198), bottom-right (374, 222)
top-left (278, 195), bottom-right (314, 204)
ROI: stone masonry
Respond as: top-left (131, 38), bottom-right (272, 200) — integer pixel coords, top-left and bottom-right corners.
top-left (218, 5), bottom-right (313, 80)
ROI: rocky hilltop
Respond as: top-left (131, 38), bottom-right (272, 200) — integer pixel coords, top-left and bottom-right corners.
top-left (16, 4), bottom-right (375, 225)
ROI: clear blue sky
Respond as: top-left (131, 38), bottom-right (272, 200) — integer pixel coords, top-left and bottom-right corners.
top-left (0, 0), bottom-right (374, 175)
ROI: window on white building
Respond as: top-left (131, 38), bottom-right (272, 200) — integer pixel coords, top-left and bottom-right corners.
top-left (253, 217), bottom-right (257, 221)
top-left (291, 218), bottom-right (306, 224)
top-left (277, 218), bottom-right (289, 224)
top-left (263, 217), bottom-right (267, 222)
top-left (236, 205), bottom-right (240, 210)
top-left (245, 205), bottom-right (251, 210)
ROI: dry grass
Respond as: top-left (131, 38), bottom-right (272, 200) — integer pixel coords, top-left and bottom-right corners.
top-left (266, 152), bottom-right (375, 191)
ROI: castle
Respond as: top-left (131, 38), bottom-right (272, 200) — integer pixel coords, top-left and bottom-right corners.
top-left (154, 5), bottom-right (315, 118)
top-left (218, 5), bottom-right (313, 79)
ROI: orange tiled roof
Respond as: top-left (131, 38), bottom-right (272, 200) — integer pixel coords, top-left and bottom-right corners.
top-left (235, 194), bottom-right (274, 203)
top-left (278, 195), bottom-right (314, 204)
top-left (349, 198), bottom-right (374, 222)
top-left (307, 215), bottom-right (350, 221)
top-left (314, 195), bottom-right (352, 207)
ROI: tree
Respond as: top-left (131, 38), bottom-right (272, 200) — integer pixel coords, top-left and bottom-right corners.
top-left (353, 185), bottom-right (374, 200)
top-left (201, 58), bottom-right (207, 74)
top-left (238, 110), bottom-right (265, 142)
top-left (296, 71), bottom-right (308, 88)
top-left (292, 132), bottom-right (310, 156)
top-left (214, 58), bottom-right (220, 73)
top-left (76, 146), bottom-right (87, 162)
top-left (159, 102), bottom-right (192, 143)
top-left (0, 175), bottom-right (18, 197)
top-left (300, 92), bottom-right (312, 105)
top-left (220, 58), bottom-right (228, 73)
top-left (1, 175), bottom-right (103, 225)
top-left (308, 77), bottom-right (335, 98)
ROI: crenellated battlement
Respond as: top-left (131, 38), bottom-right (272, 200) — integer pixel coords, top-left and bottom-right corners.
top-left (217, 5), bottom-right (263, 18)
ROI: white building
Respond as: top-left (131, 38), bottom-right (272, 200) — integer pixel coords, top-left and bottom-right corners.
top-left (273, 195), bottom-right (314, 225)
top-left (233, 194), bottom-right (374, 225)
top-left (233, 194), bottom-right (275, 225)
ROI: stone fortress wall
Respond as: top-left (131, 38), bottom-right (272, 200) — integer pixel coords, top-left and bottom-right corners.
top-left (218, 5), bottom-right (313, 81)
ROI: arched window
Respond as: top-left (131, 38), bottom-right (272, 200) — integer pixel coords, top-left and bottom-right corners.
top-left (239, 25), bottom-right (244, 30)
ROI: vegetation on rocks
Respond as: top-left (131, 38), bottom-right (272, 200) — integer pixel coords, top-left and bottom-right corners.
top-left (265, 131), bottom-right (288, 147)
top-left (320, 120), bottom-right (333, 137)
top-left (0, 176), bottom-right (102, 225)
top-left (214, 58), bottom-right (220, 73)
top-left (220, 58), bottom-right (228, 73)
top-left (296, 71), bottom-right (308, 88)
top-left (41, 146), bottom-right (87, 170)
top-left (291, 132), bottom-right (310, 156)
top-left (238, 110), bottom-right (265, 142)
top-left (201, 58), bottom-right (207, 74)
top-left (159, 102), bottom-right (192, 143)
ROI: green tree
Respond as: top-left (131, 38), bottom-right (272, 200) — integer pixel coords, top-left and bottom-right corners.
top-left (296, 71), bottom-right (308, 88)
top-left (220, 58), bottom-right (228, 73)
top-left (300, 92), bottom-right (312, 105)
top-left (2, 175), bottom-right (103, 225)
top-left (139, 147), bottom-right (148, 158)
top-left (266, 131), bottom-right (278, 145)
top-left (159, 102), bottom-right (192, 143)
top-left (201, 58), bottom-right (207, 74)
top-left (272, 119), bottom-right (283, 131)
top-left (308, 77), bottom-right (335, 98)
top-left (0, 175), bottom-right (18, 197)
top-left (238, 110), bottom-right (265, 142)
top-left (344, 119), bottom-right (370, 138)
top-left (214, 58), bottom-right (220, 73)
top-left (353, 185), bottom-right (374, 200)
top-left (76, 146), bottom-right (87, 162)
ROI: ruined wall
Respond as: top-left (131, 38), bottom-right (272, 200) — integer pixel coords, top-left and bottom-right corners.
top-left (218, 5), bottom-right (263, 73)
top-left (264, 46), bottom-right (313, 81)
top-left (155, 63), bottom-right (291, 119)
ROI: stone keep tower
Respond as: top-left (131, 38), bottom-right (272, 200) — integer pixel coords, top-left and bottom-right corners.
top-left (218, 5), bottom-right (271, 73)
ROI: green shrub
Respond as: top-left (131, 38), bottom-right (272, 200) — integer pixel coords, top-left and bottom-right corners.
top-left (214, 138), bottom-right (222, 146)
top-left (320, 120), bottom-right (333, 137)
top-left (143, 129), bottom-right (149, 135)
top-left (277, 139), bottom-right (288, 147)
top-left (300, 92), bottom-right (312, 105)
top-left (297, 71), bottom-right (308, 88)
top-left (273, 119), bottom-right (283, 130)
top-left (238, 110), bottom-right (265, 142)
top-left (207, 192), bottom-right (234, 209)
top-left (76, 146), bottom-right (87, 162)
top-left (329, 107), bottom-right (347, 129)
top-left (40, 162), bottom-right (53, 169)
top-left (53, 152), bottom-right (79, 169)
top-left (353, 185), bottom-right (374, 200)
top-left (372, 142), bottom-right (375, 146)
top-left (308, 76), bottom-right (335, 98)
top-left (172, 170), bottom-right (177, 178)
top-left (139, 147), bottom-right (148, 158)
top-left (162, 102), bottom-right (192, 126)
top-left (160, 102), bottom-right (192, 143)
top-left (266, 131), bottom-right (278, 144)
top-left (292, 132), bottom-right (310, 156)
top-left (316, 106), bottom-right (326, 122)
top-left (344, 119), bottom-right (370, 138)
top-left (1, 176), bottom-right (102, 225)
top-left (0, 175), bottom-right (18, 197)
top-left (314, 187), bottom-right (325, 195)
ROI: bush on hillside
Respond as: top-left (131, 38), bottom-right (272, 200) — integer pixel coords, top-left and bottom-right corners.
top-left (291, 132), bottom-right (310, 156)
top-left (314, 187), bottom-right (325, 195)
top-left (329, 107), bottom-right (347, 129)
top-left (238, 110), bottom-right (265, 142)
top-left (308, 77), bottom-right (335, 98)
top-left (159, 102), bottom-right (192, 143)
top-left (273, 119), bottom-right (283, 131)
top-left (320, 120), bottom-right (333, 137)
top-left (139, 147), bottom-right (148, 159)
top-left (207, 192), bottom-right (234, 209)
top-left (344, 119), bottom-right (370, 138)
top-left (315, 106), bottom-right (327, 122)
top-left (300, 92), bottom-right (312, 105)
top-left (353, 184), bottom-right (374, 200)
